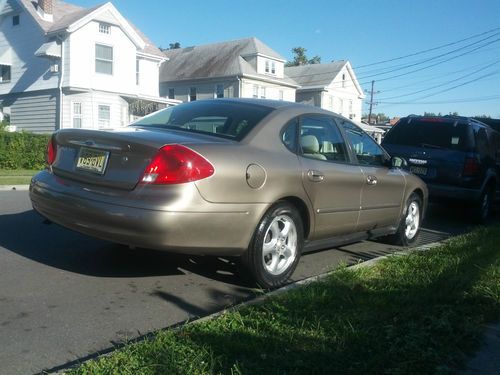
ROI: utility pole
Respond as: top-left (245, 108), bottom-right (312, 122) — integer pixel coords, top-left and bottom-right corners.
top-left (367, 80), bottom-right (375, 124)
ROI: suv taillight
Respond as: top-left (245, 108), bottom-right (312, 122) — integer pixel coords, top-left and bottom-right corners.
top-left (46, 136), bottom-right (57, 165)
top-left (141, 144), bottom-right (215, 185)
top-left (463, 157), bottom-right (480, 176)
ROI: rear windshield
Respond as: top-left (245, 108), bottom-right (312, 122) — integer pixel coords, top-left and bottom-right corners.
top-left (383, 118), bottom-right (472, 151)
top-left (130, 101), bottom-right (273, 141)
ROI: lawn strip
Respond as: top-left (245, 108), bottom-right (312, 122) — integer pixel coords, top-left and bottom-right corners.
top-left (69, 226), bottom-right (500, 375)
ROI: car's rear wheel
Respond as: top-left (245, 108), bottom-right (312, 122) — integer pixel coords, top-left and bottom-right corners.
top-left (389, 192), bottom-right (422, 246)
top-left (472, 185), bottom-right (493, 224)
top-left (243, 202), bottom-right (303, 289)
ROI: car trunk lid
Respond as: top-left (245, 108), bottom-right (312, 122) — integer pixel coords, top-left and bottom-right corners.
top-left (51, 127), bottom-right (230, 190)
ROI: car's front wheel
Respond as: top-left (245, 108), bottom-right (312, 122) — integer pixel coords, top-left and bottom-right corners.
top-left (389, 192), bottom-right (422, 246)
top-left (243, 202), bottom-right (303, 289)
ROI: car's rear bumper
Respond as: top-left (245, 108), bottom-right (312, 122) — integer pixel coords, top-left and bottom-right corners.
top-left (29, 170), bottom-right (268, 256)
top-left (427, 183), bottom-right (481, 202)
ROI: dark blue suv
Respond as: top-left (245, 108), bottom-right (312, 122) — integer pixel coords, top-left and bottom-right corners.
top-left (382, 115), bottom-right (500, 222)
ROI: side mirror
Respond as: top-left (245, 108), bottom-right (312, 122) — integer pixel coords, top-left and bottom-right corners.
top-left (391, 156), bottom-right (408, 169)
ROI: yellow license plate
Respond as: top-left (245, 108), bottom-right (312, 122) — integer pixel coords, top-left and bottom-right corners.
top-left (76, 147), bottom-right (109, 174)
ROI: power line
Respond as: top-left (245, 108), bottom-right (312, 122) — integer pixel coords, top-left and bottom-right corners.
top-left (357, 31), bottom-right (500, 79)
top-left (375, 94), bottom-right (500, 108)
top-left (377, 59), bottom-right (500, 100)
top-left (354, 26), bottom-right (500, 69)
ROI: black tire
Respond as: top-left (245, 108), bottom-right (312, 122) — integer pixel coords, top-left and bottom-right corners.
top-left (242, 202), bottom-right (304, 289)
top-left (388, 192), bottom-right (422, 246)
top-left (471, 185), bottom-right (493, 224)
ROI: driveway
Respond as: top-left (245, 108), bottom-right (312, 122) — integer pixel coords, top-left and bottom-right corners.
top-left (0, 191), bottom-right (485, 374)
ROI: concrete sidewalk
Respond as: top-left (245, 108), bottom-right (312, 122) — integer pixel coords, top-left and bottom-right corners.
top-left (0, 184), bottom-right (29, 191)
top-left (462, 323), bottom-right (500, 374)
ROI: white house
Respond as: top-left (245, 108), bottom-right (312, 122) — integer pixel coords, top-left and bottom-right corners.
top-left (0, 0), bottom-right (177, 133)
top-left (159, 38), bottom-right (299, 102)
top-left (285, 61), bottom-right (365, 121)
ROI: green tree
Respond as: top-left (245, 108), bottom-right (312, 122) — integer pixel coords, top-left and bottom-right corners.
top-left (285, 47), bottom-right (321, 67)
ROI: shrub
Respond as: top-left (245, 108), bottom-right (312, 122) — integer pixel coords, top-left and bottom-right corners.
top-left (0, 130), bottom-right (50, 170)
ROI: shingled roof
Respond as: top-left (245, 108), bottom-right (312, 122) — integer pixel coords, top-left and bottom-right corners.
top-left (17, 0), bottom-right (164, 58)
top-left (285, 61), bottom-right (348, 88)
top-left (160, 37), bottom-right (298, 87)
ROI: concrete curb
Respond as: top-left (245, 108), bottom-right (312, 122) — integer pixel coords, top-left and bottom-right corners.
top-left (50, 238), bottom-right (448, 374)
top-left (0, 184), bottom-right (29, 191)
top-left (197, 238), bottom-right (448, 325)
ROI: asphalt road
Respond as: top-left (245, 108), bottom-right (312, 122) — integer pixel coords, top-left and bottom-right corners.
top-left (0, 190), bottom-right (488, 374)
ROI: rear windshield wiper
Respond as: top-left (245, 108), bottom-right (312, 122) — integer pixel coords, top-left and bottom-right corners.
top-left (420, 143), bottom-right (444, 149)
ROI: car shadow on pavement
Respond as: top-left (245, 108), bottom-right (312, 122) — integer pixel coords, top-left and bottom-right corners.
top-left (0, 209), bottom-right (254, 287)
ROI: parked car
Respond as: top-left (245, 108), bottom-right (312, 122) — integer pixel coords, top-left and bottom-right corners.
top-left (30, 99), bottom-right (427, 288)
top-left (382, 115), bottom-right (500, 222)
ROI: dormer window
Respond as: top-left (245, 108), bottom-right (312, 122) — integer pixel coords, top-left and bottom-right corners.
top-left (265, 60), bottom-right (270, 73)
top-left (12, 15), bottom-right (19, 26)
top-left (271, 61), bottom-right (276, 74)
top-left (99, 23), bottom-right (111, 34)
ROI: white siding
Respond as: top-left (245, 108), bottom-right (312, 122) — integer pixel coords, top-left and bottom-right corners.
top-left (61, 91), bottom-right (129, 129)
top-left (137, 58), bottom-right (160, 97)
top-left (256, 56), bottom-right (284, 79)
top-left (323, 66), bottom-right (363, 120)
top-left (67, 20), bottom-right (138, 94)
top-left (0, 10), bottom-right (59, 95)
top-left (160, 79), bottom-right (239, 102)
top-left (240, 78), bottom-right (295, 101)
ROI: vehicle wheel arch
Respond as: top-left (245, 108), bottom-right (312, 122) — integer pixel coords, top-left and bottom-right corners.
top-left (277, 196), bottom-right (311, 240)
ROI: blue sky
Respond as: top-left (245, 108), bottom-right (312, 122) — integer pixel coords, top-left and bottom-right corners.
top-left (72, 0), bottom-right (500, 118)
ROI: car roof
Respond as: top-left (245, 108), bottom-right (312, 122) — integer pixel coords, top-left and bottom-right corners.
top-left (404, 115), bottom-right (490, 128)
top-left (207, 98), bottom-right (333, 114)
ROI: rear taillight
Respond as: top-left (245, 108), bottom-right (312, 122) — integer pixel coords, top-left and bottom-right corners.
top-left (46, 136), bottom-right (57, 165)
top-left (463, 157), bottom-right (480, 176)
top-left (141, 144), bottom-right (215, 184)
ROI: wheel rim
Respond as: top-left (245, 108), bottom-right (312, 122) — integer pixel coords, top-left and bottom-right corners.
top-left (404, 201), bottom-right (420, 240)
top-left (480, 191), bottom-right (490, 219)
top-left (262, 214), bottom-right (298, 276)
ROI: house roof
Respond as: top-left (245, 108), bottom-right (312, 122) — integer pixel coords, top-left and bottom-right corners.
top-left (16, 0), bottom-right (164, 58)
top-left (285, 61), bottom-right (347, 87)
top-left (160, 37), bottom-right (298, 86)
top-left (285, 61), bottom-right (364, 97)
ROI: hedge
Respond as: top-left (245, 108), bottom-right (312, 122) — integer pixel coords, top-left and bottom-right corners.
top-left (0, 130), bottom-right (51, 170)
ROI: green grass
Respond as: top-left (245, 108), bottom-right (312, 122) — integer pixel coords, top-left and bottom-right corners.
top-left (0, 169), bottom-right (38, 185)
top-left (70, 226), bottom-right (500, 375)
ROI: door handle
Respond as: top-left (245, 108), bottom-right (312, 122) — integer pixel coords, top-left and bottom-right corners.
top-left (307, 170), bottom-right (325, 182)
top-left (366, 175), bottom-right (378, 185)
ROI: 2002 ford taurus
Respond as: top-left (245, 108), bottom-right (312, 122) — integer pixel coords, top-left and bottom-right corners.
top-left (30, 99), bottom-right (427, 288)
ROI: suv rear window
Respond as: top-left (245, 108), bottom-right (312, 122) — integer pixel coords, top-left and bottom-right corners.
top-left (131, 101), bottom-right (273, 141)
top-left (383, 118), bottom-right (472, 151)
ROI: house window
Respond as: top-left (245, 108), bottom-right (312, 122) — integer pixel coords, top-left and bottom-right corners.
top-left (168, 88), bottom-right (175, 99)
top-left (342, 73), bottom-right (346, 88)
top-left (265, 60), bottom-right (270, 73)
top-left (271, 62), bottom-right (276, 74)
top-left (95, 44), bottom-right (113, 75)
top-left (136, 59), bottom-right (140, 85)
top-left (279, 90), bottom-right (284, 101)
top-left (252, 85), bottom-right (259, 98)
top-left (0, 65), bottom-right (11, 83)
top-left (99, 23), bottom-right (111, 34)
top-left (189, 87), bottom-right (197, 101)
top-left (98, 105), bottom-right (111, 128)
top-left (260, 86), bottom-right (266, 99)
top-left (215, 84), bottom-right (224, 98)
top-left (12, 15), bottom-right (19, 26)
top-left (72, 102), bottom-right (82, 128)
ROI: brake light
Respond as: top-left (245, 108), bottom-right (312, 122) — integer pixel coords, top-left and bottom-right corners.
top-left (463, 157), bottom-right (480, 176)
top-left (46, 136), bottom-right (57, 165)
top-left (141, 144), bottom-right (215, 184)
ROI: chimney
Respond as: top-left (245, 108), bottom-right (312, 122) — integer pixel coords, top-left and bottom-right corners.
top-left (37, 0), bottom-right (54, 22)
top-left (38, 0), bottom-right (53, 15)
